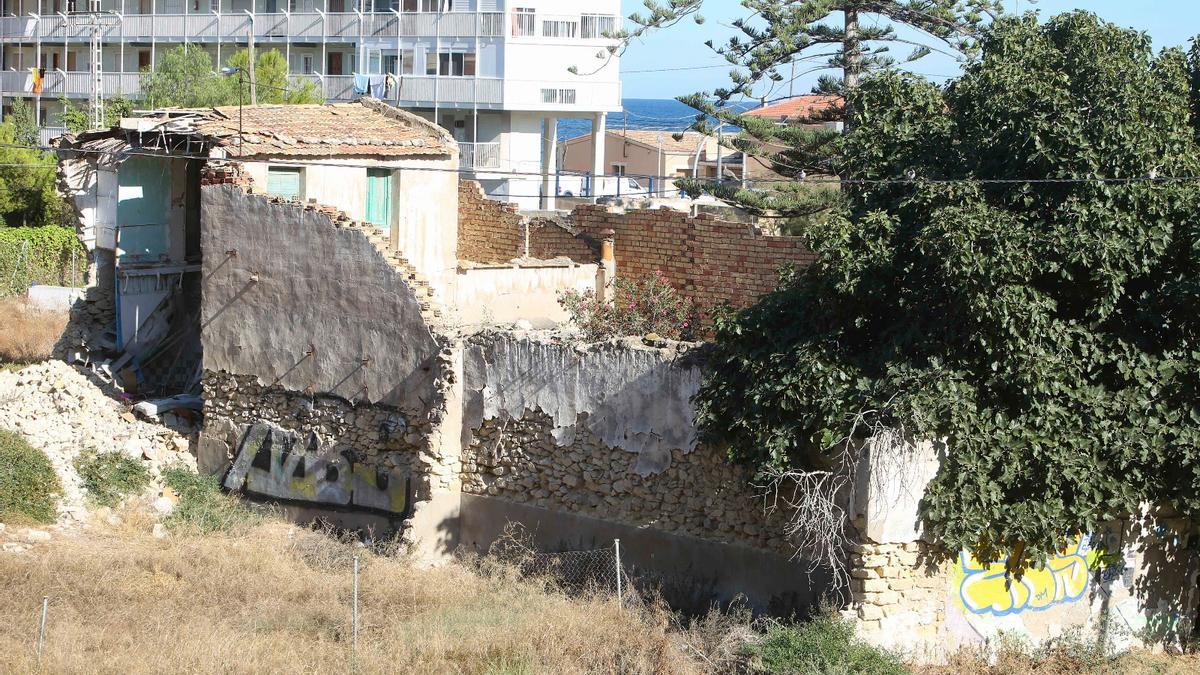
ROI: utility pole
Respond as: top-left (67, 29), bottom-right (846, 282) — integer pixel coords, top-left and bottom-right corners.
top-left (247, 26), bottom-right (257, 105)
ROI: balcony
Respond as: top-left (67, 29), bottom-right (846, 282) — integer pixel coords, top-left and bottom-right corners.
top-left (0, 11), bottom-right (507, 41)
top-left (459, 141), bottom-right (499, 170)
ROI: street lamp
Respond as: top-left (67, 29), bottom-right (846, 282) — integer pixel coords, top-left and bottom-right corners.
top-left (220, 66), bottom-right (244, 155)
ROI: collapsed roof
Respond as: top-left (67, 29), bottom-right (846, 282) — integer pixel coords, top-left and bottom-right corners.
top-left (65, 97), bottom-right (456, 160)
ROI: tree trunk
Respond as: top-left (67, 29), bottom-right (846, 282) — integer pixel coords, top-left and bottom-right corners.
top-left (843, 8), bottom-right (860, 131)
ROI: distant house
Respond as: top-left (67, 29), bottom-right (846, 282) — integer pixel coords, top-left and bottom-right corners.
top-left (743, 95), bottom-right (843, 128)
top-left (559, 129), bottom-right (741, 196)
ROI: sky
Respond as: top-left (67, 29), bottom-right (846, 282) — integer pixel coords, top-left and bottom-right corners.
top-left (619, 1), bottom-right (1200, 100)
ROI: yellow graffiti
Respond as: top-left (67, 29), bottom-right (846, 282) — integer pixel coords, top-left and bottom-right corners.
top-left (955, 539), bottom-right (1099, 616)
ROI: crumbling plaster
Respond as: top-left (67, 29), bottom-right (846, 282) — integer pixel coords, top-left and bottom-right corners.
top-left (463, 332), bottom-right (703, 476)
top-left (201, 184), bottom-right (441, 412)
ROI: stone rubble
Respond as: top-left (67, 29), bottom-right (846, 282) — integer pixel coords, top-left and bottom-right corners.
top-left (0, 360), bottom-right (198, 542)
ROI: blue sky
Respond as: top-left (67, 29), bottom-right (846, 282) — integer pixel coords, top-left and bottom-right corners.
top-left (619, 1), bottom-right (1200, 100)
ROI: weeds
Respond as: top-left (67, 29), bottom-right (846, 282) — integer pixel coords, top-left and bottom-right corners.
top-left (747, 614), bottom-right (907, 675)
top-left (0, 428), bottom-right (61, 523)
top-left (0, 297), bottom-right (67, 364)
top-left (161, 465), bottom-right (260, 534)
top-left (74, 450), bottom-right (150, 507)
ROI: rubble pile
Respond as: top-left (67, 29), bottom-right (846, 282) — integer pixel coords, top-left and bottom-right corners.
top-left (0, 360), bottom-right (197, 528)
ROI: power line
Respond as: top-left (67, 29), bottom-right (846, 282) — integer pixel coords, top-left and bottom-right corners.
top-left (26, 139), bottom-right (1200, 189)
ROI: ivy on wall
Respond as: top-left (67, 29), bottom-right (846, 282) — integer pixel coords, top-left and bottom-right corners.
top-left (0, 226), bottom-right (86, 297)
top-left (695, 12), bottom-right (1200, 572)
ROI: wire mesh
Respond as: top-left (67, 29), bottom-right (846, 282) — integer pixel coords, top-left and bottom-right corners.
top-left (488, 532), bottom-right (626, 598)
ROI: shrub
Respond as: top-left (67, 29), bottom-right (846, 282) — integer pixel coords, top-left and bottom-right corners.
top-left (0, 428), bottom-right (61, 523)
top-left (162, 466), bottom-right (258, 534)
top-left (0, 297), bottom-right (67, 364)
top-left (74, 450), bottom-right (150, 507)
top-left (747, 615), bottom-right (906, 675)
top-left (0, 226), bottom-right (85, 298)
top-left (559, 271), bottom-right (700, 341)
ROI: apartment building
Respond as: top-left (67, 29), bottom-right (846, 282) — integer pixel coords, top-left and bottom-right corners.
top-left (0, 0), bottom-right (622, 208)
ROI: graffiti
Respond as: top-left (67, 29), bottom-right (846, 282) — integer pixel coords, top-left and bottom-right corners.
top-left (955, 539), bottom-right (1098, 617)
top-left (224, 422), bottom-right (409, 515)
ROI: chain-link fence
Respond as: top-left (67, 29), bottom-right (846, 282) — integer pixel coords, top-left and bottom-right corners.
top-left (488, 529), bottom-right (630, 605)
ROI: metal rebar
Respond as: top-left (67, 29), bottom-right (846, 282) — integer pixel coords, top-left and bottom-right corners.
top-left (352, 556), bottom-right (359, 653)
top-left (614, 539), bottom-right (623, 610)
top-left (36, 596), bottom-right (48, 662)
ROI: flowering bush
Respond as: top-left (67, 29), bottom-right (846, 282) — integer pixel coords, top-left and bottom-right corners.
top-left (559, 271), bottom-right (700, 342)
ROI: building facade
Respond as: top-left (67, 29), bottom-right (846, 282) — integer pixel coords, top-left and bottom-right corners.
top-left (3, 0), bottom-right (623, 208)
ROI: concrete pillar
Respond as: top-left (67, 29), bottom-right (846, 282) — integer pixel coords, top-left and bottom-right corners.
top-left (590, 111), bottom-right (605, 195)
top-left (596, 228), bottom-right (615, 300)
top-left (540, 115), bottom-right (557, 211)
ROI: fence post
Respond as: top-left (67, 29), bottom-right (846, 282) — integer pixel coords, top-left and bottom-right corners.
top-left (614, 539), bottom-right (623, 610)
top-left (36, 596), bottom-right (48, 663)
top-left (352, 556), bottom-right (359, 654)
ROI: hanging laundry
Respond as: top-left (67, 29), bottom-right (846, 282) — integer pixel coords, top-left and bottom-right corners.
top-left (352, 72), bottom-right (370, 96)
top-left (368, 75), bottom-right (387, 99)
top-left (385, 74), bottom-right (398, 99)
top-left (27, 67), bottom-right (42, 94)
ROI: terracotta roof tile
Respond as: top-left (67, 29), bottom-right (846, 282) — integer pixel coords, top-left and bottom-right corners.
top-left (744, 95), bottom-right (842, 121)
top-left (143, 99), bottom-right (454, 158)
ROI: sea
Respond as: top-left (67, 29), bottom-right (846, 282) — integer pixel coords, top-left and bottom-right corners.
top-left (556, 98), bottom-right (755, 142)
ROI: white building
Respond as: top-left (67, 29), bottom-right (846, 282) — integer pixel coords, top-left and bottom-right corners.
top-left (0, 0), bottom-right (622, 208)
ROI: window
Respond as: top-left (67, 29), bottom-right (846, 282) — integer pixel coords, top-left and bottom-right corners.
top-left (581, 14), bottom-right (615, 39)
top-left (267, 167), bottom-right (304, 201)
top-left (541, 88), bottom-right (576, 104)
top-left (512, 7), bottom-right (534, 36)
top-left (542, 19), bottom-right (578, 38)
top-left (401, 48), bottom-right (414, 74)
top-left (367, 48), bottom-right (382, 75)
top-left (301, 54), bottom-right (314, 74)
top-left (403, 0), bottom-right (448, 10)
top-left (611, 163), bottom-right (626, 176)
top-left (137, 50), bottom-right (151, 71)
top-left (433, 51), bottom-right (475, 77)
top-left (383, 54), bottom-right (397, 75)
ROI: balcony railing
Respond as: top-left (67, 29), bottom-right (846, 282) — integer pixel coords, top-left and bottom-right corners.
top-left (459, 141), bottom-right (499, 170)
top-left (0, 11), bottom-right (513, 41)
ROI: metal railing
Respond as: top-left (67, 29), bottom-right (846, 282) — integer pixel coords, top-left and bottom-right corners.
top-left (0, 11), bottom-right (518, 40)
top-left (459, 141), bottom-right (500, 169)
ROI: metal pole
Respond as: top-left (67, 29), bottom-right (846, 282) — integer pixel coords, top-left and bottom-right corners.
top-left (613, 539), bottom-right (622, 610)
top-left (352, 555), bottom-right (359, 653)
top-left (36, 596), bottom-right (48, 662)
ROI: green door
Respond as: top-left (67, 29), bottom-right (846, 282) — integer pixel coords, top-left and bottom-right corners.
top-left (267, 167), bottom-right (302, 200)
top-left (365, 168), bottom-right (392, 229)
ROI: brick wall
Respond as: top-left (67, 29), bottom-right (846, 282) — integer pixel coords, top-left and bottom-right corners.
top-left (571, 204), bottom-right (815, 313)
top-left (526, 217), bottom-right (600, 261)
top-left (457, 181), bottom-right (524, 263)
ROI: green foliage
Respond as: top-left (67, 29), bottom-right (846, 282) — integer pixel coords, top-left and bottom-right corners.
top-left (59, 95), bottom-right (135, 134)
top-left (140, 45), bottom-right (229, 108)
top-left (696, 12), bottom-right (1200, 571)
top-left (0, 428), bottom-right (61, 523)
top-left (8, 98), bottom-right (38, 148)
top-left (0, 226), bottom-right (85, 296)
top-left (0, 122), bottom-right (63, 229)
top-left (223, 48), bottom-right (323, 104)
top-left (142, 45), bottom-right (322, 109)
top-left (162, 466), bottom-right (259, 534)
top-left (747, 616), bottom-right (906, 675)
top-left (74, 450), bottom-right (151, 508)
top-left (559, 271), bottom-right (700, 341)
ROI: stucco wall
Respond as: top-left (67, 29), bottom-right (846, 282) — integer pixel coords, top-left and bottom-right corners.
top-left (453, 263), bottom-right (598, 327)
top-left (200, 183), bottom-right (441, 411)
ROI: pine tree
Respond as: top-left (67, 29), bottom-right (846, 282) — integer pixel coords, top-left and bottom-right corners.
top-left (609, 1), bottom-right (1003, 217)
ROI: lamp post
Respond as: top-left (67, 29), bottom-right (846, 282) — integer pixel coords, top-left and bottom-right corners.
top-left (220, 66), bottom-right (244, 156)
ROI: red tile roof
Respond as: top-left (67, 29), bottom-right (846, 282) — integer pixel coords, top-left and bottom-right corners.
top-left (743, 95), bottom-right (842, 121)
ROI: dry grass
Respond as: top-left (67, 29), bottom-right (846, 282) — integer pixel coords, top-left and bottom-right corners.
top-left (0, 517), bottom-right (701, 674)
top-left (0, 297), bottom-right (67, 365)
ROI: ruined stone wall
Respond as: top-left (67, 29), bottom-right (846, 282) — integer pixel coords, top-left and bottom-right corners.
top-left (461, 413), bottom-right (788, 554)
top-left (457, 181), bottom-right (524, 263)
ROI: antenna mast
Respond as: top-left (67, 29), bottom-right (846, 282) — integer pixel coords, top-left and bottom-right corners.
top-left (71, 1), bottom-right (117, 130)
